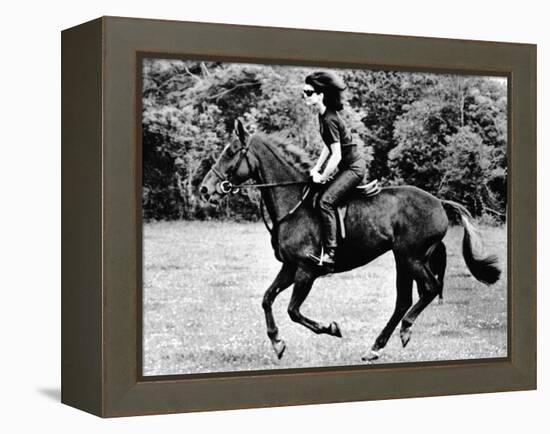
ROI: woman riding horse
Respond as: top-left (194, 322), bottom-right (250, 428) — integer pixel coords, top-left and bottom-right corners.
top-left (199, 119), bottom-right (500, 362)
top-left (303, 71), bottom-right (367, 269)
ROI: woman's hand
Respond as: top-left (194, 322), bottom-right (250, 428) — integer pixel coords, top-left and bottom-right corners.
top-left (318, 172), bottom-right (330, 183)
top-left (310, 169), bottom-right (323, 184)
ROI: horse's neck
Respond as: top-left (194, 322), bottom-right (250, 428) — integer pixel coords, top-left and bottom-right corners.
top-left (253, 144), bottom-right (306, 224)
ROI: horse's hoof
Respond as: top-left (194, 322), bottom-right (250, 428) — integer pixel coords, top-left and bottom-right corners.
top-left (362, 349), bottom-right (381, 362)
top-left (437, 298), bottom-right (444, 305)
top-left (400, 327), bottom-right (412, 348)
top-left (329, 321), bottom-right (342, 338)
top-left (272, 340), bottom-right (286, 359)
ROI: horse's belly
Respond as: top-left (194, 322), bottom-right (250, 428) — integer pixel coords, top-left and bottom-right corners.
top-left (337, 230), bottom-right (393, 270)
top-left (276, 203), bottom-right (393, 268)
top-left (276, 215), bottom-right (321, 262)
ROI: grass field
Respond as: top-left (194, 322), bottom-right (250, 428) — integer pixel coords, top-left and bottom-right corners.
top-left (142, 221), bottom-right (507, 376)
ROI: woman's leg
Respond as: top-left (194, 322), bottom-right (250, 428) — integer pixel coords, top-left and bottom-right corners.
top-left (318, 169), bottom-right (363, 254)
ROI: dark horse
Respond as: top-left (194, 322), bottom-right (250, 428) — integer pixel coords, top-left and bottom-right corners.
top-left (200, 120), bottom-right (501, 362)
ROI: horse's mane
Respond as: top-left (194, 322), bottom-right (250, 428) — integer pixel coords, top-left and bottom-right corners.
top-left (251, 132), bottom-right (312, 176)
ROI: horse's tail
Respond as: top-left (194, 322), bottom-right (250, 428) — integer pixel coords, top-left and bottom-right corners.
top-left (441, 200), bottom-right (501, 285)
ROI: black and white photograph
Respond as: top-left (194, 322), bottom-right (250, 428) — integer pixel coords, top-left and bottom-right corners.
top-left (3, 0), bottom-right (546, 429)
top-left (141, 58), bottom-right (508, 376)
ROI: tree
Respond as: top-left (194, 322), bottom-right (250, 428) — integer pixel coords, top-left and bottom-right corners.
top-left (386, 74), bottom-right (507, 219)
top-left (142, 60), bottom-right (507, 222)
top-left (439, 126), bottom-right (494, 216)
top-left (389, 97), bottom-right (459, 192)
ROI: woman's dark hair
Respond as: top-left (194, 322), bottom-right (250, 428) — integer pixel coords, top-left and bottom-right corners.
top-left (305, 71), bottom-right (346, 111)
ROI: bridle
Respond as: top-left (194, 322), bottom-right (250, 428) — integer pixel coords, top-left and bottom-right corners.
top-left (208, 137), bottom-right (311, 232)
top-left (210, 138), bottom-right (308, 193)
top-left (210, 143), bottom-right (251, 194)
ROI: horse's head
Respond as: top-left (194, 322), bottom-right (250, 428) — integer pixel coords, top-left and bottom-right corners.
top-left (200, 119), bottom-right (256, 205)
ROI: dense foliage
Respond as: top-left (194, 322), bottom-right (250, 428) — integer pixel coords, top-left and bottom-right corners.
top-left (142, 59), bottom-right (507, 222)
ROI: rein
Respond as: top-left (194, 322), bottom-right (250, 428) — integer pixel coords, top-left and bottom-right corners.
top-left (231, 180), bottom-right (308, 189)
top-left (210, 137), bottom-right (311, 234)
top-left (259, 184), bottom-right (311, 235)
top-left (212, 143), bottom-right (308, 193)
top-left (243, 169), bottom-right (311, 235)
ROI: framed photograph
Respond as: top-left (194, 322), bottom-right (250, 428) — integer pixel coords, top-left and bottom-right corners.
top-left (62, 16), bottom-right (536, 417)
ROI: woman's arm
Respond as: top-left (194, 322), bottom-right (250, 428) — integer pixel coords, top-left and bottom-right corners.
top-left (319, 142), bottom-right (341, 181)
top-left (312, 146), bottom-right (330, 173)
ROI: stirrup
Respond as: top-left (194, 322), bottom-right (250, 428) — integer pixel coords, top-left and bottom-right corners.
top-left (307, 246), bottom-right (335, 267)
top-left (308, 245), bottom-right (325, 266)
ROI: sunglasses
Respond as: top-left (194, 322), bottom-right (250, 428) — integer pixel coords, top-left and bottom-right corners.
top-left (302, 89), bottom-right (316, 97)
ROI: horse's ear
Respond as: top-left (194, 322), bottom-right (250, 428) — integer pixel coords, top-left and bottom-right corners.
top-left (234, 119), bottom-right (248, 144)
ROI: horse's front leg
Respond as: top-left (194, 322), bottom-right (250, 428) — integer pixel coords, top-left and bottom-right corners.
top-left (287, 267), bottom-right (342, 338)
top-left (262, 263), bottom-right (297, 359)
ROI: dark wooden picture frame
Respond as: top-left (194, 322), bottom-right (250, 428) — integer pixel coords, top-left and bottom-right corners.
top-left (61, 16), bottom-right (536, 417)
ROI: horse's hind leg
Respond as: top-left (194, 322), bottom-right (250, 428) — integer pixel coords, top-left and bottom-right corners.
top-left (363, 254), bottom-right (413, 362)
top-left (429, 241), bottom-right (447, 304)
top-left (262, 263), bottom-right (297, 359)
top-left (399, 258), bottom-right (442, 348)
top-left (287, 267), bottom-right (342, 338)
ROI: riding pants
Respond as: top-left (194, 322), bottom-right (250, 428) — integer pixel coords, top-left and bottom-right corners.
top-left (319, 159), bottom-right (366, 249)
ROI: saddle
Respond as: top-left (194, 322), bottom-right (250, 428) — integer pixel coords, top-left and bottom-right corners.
top-left (310, 179), bottom-right (381, 240)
